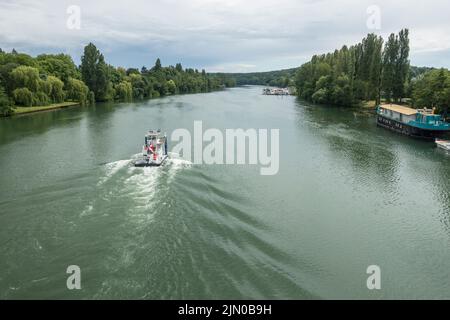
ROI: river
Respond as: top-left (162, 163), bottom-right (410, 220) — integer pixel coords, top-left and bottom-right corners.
top-left (0, 86), bottom-right (449, 299)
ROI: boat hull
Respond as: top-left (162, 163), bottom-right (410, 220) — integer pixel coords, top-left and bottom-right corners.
top-left (134, 155), bottom-right (168, 167)
top-left (377, 115), bottom-right (449, 140)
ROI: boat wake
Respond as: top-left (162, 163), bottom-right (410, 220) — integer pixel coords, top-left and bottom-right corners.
top-left (97, 159), bottom-right (133, 186)
top-left (86, 154), bottom-right (193, 221)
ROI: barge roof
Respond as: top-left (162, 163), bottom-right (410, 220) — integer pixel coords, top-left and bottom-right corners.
top-left (380, 104), bottom-right (417, 116)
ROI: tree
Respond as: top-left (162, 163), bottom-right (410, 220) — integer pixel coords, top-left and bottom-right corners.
top-left (115, 81), bottom-right (133, 101)
top-left (0, 45), bottom-right (234, 114)
top-left (0, 85), bottom-right (13, 116)
top-left (10, 65), bottom-right (40, 92)
top-left (0, 62), bottom-right (19, 94)
top-left (153, 58), bottom-right (162, 71)
top-left (382, 34), bottom-right (396, 102)
top-left (129, 73), bottom-right (146, 99)
top-left (394, 29), bottom-right (410, 101)
top-left (36, 54), bottom-right (80, 84)
top-left (45, 75), bottom-right (65, 103)
top-left (167, 79), bottom-right (177, 94)
top-left (412, 68), bottom-right (450, 116)
top-left (382, 29), bottom-right (410, 102)
top-left (12, 87), bottom-right (33, 107)
top-left (294, 30), bottom-right (408, 107)
top-left (0, 52), bottom-right (37, 68)
top-left (66, 77), bottom-right (90, 106)
top-left (80, 43), bottom-right (111, 101)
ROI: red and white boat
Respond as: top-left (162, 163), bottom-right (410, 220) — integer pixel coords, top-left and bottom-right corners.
top-left (134, 130), bottom-right (168, 167)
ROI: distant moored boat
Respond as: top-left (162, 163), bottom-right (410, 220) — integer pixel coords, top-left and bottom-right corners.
top-left (262, 87), bottom-right (290, 95)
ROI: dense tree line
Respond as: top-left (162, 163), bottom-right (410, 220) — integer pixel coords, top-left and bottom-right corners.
top-left (411, 68), bottom-right (450, 116)
top-left (0, 43), bottom-right (234, 116)
top-left (295, 30), bottom-right (411, 106)
top-left (217, 68), bottom-right (297, 87)
top-left (0, 50), bottom-right (91, 115)
top-left (293, 29), bottom-right (449, 114)
top-left (79, 43), bottom-right (235, 103)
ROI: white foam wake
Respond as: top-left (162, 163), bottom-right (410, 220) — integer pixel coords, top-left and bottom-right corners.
top-left (98, 159), bottom-right (132, 185)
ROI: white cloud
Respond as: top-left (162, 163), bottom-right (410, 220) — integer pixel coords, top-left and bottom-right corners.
top-left (0, 0), bottom-right (449, 70)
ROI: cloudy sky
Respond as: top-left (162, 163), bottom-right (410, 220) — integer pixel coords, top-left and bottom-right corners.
top-left (0, 0), bottom-right (449, 72)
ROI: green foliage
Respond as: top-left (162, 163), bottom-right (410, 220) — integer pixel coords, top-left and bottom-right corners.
top-left (295, 30), bottom-right (409, 106)
top-left (0, 51), bottom-right (37, 68)
top-left (10, 65), bottom-right (40, 92)
top-left (0, 62), bottom-right (19, 94)
top-left (115, 81), bottom-right (133, 101)
top-left (0, 85), bottom-right (13, 116)
top-left (219, 68), bottom-right (297, 87)
top-left (167, 79), bottom-right (177, 95)
top-left (0, 44), bottom-right (233, 114)
top-left (32, 91), bottom-right (50, 106)
top-left (36, 54), bottom-right (80, 84)
top-left (153, 58), bottom-right (162, 71)
top-left (81, 43), bottom-right (112, 101)
top-left (379, 30), bottom-right (409, 103)
top-left (45, 75), bottom-right (65, 103)
top-left (412, 68), bottom-right (450, 116)
top-left (12, 87), bottom-right (33, 107)
top-left (66, 77), bottom-right (90, 106)
top-left (128, 73), bottom-right (146, 99)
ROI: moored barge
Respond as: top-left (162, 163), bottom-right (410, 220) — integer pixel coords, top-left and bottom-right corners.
top-left (376, 104), bottom-right (450, 140)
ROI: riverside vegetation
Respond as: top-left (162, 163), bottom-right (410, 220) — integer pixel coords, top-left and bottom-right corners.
top-left (2, 30), bottom-right (449, 118)
top-left (221, 29), bottom-right (449, 117)
top-left (293, 29), bottom-right (449, 116)
top-left (0, 43), bottom-right (236, 116)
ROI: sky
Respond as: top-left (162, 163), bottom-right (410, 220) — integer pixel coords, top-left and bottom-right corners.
top-left (0, 0), bottom-right (449, 72)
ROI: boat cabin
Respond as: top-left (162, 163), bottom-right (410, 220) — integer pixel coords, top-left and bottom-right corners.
top-left (377, 104), bottom-right (449, 130)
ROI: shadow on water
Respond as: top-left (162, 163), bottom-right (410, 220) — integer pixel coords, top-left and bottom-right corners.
top-left (0, 101), bottom-right (129, 148)
top-left (295, 98), bottom-right (450, 235)
top-left (0, 107), bottom-right (88, 146)
top-left (294, 99), bottom-right (402, 193)
top-left (430, 152), bottom-right (450, 233)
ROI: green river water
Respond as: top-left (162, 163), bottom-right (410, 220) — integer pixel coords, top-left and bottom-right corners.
top-left (0, 86), bottom-right (449, 299)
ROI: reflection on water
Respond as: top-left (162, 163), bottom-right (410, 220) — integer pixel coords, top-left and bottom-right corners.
top-left (0, 87), bottom-right (450, 299)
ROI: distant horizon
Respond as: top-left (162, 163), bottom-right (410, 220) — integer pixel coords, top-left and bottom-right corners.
top-left (1, 45), bottom-right (443, 75)
top-left (1, 0), bottom-right (450, 72)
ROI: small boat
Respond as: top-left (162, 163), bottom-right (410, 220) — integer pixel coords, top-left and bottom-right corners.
top-left (134, 130), bottom-right (168, 167)
top-left (262, 87), bottom-right (290, 95)
top-left (436, 139), bottom-right (450, 151)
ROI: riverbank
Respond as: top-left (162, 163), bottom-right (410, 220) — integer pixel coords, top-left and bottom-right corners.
top-left (2, 87), bottom-right (450, 299)
top-left (5, 102), bottom-right (81, 117)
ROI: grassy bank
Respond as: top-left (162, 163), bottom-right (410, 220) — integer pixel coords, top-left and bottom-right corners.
top-left (11, 102), bottom-right (80, 116)
top-left (362, 100), bottom-right (378, 109)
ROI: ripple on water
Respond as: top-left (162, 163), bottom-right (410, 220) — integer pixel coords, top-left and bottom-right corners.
top-left (89, 155), bottom-right (194, 298)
